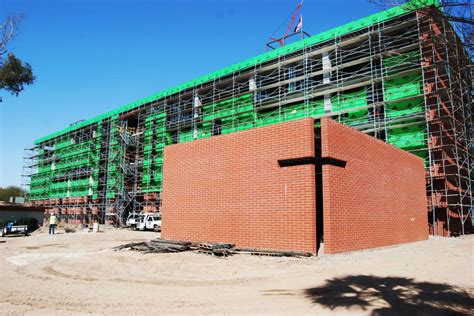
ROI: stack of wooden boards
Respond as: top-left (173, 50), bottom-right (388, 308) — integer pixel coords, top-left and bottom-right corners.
top-left (113, 238), bottom-right (312, 258)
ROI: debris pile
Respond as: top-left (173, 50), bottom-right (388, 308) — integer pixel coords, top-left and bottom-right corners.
top-left (113, 239), bottom-right (193, 254)
top-left (113, 238), bottom-right (312, 258)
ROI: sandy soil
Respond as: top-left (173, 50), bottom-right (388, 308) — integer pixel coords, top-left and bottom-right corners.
top-left (0, 227), bottom-right (472, 315)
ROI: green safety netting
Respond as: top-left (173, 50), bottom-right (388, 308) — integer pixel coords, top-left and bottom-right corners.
top-left (386, 98), bottom-right (424, 118)
top-left (387, 123), bottom-right (426, 149)
top-left (384, 74), bottom-right (423, 101)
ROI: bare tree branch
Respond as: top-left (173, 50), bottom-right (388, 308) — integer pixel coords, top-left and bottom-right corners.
top-left (0, 15), bottom-right (22, 60)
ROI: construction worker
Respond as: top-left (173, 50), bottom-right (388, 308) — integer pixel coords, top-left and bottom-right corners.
top-left (49, 212), bottom-right (58, 235)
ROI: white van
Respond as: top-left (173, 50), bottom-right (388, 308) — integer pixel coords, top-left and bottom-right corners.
top-left (135, 213), bottom-right (161, 232)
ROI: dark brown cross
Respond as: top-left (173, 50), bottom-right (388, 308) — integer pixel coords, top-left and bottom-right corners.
top-left (278, 156), bottom-right (346, 168)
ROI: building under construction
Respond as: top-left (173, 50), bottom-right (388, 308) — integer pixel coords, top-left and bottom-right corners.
top-left (24, 0), bottom-right (472, 236)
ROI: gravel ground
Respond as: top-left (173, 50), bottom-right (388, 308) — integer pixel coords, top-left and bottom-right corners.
top-left (0, 228), bottom-right (472, 315)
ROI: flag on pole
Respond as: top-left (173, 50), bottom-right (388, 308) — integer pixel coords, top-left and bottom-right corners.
top-left (294, 15), bottom-right (303, 33)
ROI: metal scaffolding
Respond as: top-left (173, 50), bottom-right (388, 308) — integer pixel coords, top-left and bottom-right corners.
top-left (23, 2), bottom-right (472, 235)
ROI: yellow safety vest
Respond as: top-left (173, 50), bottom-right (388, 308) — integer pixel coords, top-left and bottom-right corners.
top-left (50, 215), bottom-right (57, 225)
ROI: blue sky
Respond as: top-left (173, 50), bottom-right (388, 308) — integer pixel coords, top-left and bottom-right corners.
top-left (0, 0), bottom-right (382, 188)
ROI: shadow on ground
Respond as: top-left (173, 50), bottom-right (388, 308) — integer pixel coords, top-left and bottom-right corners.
top-left (304, 275), bottom-right (473, 315)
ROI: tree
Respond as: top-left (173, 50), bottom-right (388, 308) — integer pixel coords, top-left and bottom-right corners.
top-left (369, 0), bottom-right (473, 57)
top-left (0, 53), bottom-right (35, 96)
top-left (0, 15), bottom-right (35, 99)
top-left (0, 186), bottom-right (27, 202)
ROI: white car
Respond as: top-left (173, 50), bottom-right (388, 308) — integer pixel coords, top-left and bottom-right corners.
top-left (135, 213), bottom-right (161, 232)
top-left (126, 213), bottom-right (140, 229)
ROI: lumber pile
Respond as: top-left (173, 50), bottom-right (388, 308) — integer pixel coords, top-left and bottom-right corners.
top-left (113, 239), bottom-right (193, 253)
top-left (113, 238), bottom-right (312, 258)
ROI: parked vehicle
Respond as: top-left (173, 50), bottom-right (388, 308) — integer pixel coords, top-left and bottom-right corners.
top-left (125, 213), bottom-right (140, 229)
top-left (135, 213), bottom-right (161, 232)
top-left (1, 222), bottom-right (29, 237)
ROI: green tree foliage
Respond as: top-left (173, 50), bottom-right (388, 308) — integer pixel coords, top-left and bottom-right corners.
top-left (0, 15), bottom-right (35, 98)
top-left (0, 186), bottom-right (27, 202)
top-left (0, 53), bottom-right (35, 96)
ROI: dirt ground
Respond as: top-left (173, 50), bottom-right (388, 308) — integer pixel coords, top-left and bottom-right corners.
top-left (0, 227), bottom-right (472, 315)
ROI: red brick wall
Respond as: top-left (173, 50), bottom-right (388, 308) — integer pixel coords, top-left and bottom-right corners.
top-left (162, 118), bottom-right (317, 253)
top-left (162, 117), bottom-right (428, 255)
top-left (321, 118), bottom-right (428, 254)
